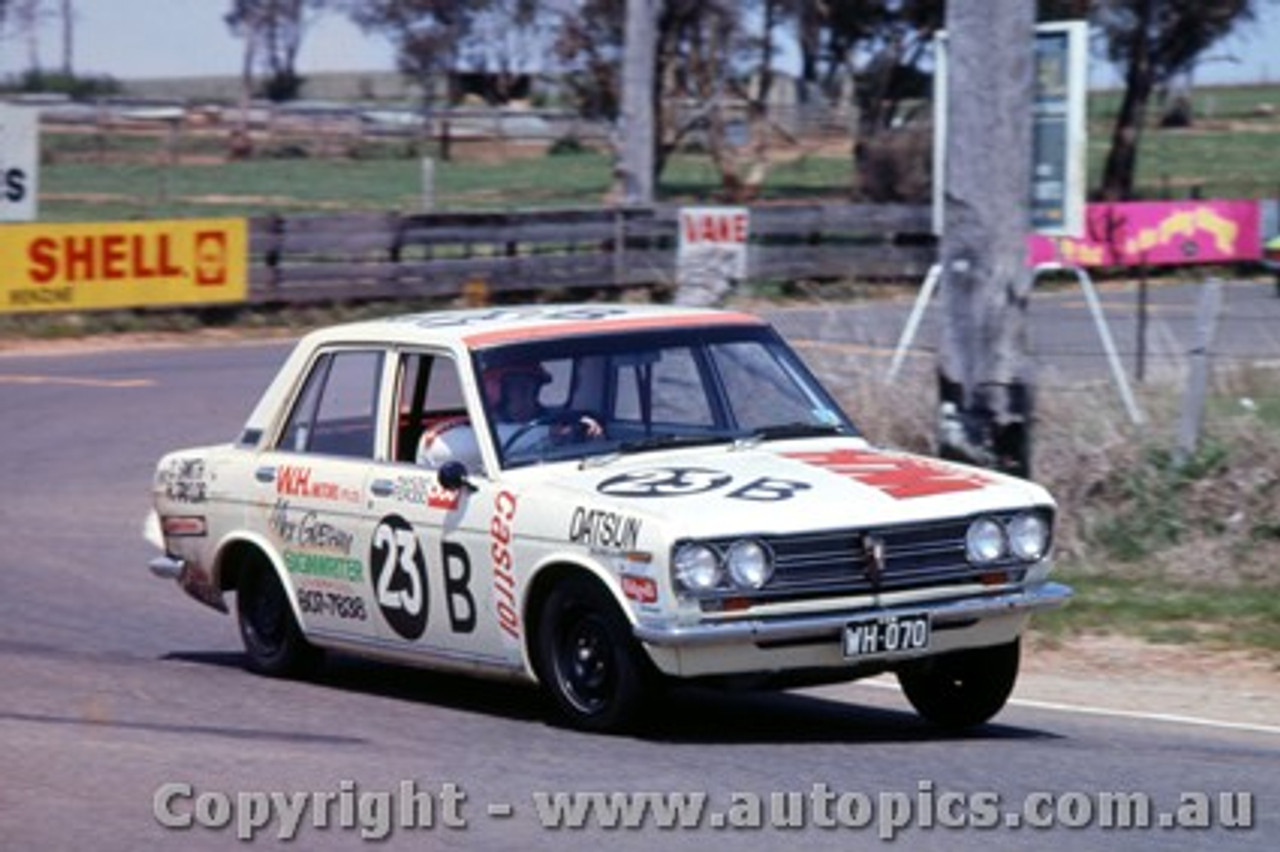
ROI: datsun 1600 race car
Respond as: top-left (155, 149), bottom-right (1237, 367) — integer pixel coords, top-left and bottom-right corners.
top-left (146, 304), bottom-right (1071, 732)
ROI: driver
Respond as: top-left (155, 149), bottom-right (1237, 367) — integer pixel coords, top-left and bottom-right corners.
top-left (483, 362), bottom-right (551, 425)
top-left (416, 361), bottom-right (601, 470)
top-left (482, 362), bottom-right (604, 442)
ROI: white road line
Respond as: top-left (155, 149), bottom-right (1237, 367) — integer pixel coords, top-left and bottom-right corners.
top-left (1005, 696), bottom-right (1280, 736)
top-left (0, 374), bottom-right (154, 388)
top-left (853, 677), bottom-right (1280, 736)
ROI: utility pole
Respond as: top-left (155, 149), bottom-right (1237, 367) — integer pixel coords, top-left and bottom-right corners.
top-left (620, 0), bottom-right (657, 205)
top-left (60, 0), bottom-right (73, 76)
top-left (937, 0), bottom-right (1038, 478)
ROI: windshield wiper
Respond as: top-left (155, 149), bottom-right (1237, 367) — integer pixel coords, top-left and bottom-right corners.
top-left (616, 433), bottom-right (736, 455)
top-left (740, 422), bottom-right (847, 444)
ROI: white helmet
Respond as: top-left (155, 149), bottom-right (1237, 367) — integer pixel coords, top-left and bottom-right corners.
top-left (416, 418), bottom-right (481, 470)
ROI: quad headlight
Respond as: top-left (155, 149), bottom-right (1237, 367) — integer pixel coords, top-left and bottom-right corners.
top-left (672, 538), bottom-right (774, 594)
top-left (672, 543), bottom-right (721, 592)
top-left (965, 512), bottom-right (1052, 565)
top-left (725, 539), bottom-right (773, 589)
top-left (965, 517), bottom-right (1008, 564)
top-left (1008, 512), bottom-right (1050, 561)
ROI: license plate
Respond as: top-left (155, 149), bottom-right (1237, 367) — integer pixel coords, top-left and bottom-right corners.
top-left (842, 612), bottom-right (931, 658)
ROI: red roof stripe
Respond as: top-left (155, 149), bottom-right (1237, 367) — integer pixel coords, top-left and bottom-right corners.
top-left (462, 312), bottom-right (765, 348)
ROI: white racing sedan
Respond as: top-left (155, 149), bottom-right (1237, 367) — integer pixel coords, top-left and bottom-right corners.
top-left (147, 303), bottom-right (1070, 732)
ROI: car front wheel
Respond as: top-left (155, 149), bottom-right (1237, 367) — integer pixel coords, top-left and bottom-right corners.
top-left (535, 575), bottom-right (654, 733)
top-left (236, 564), bottom-right (321, 677)
top-left (897, 639), bottom-right (1020, 730)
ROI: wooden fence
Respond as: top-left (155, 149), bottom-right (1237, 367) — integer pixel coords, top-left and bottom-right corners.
top-left (246, 203), bottom-right (936, 304)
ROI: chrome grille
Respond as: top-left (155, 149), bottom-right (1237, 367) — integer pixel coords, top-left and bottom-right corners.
top-left (706, 516), bottom-right (1028, 601)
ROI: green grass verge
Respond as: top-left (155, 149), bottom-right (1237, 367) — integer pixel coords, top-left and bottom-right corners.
top-left (1083, 124), bottom-right (1280, 199)
top-left (1034, 568), bottom-right (1280, 653)
top-left (37, 149), bottom-right (857, 221)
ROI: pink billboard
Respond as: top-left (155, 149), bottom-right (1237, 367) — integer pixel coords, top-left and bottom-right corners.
top-left (1027, 200), bottom-right (1261, 268)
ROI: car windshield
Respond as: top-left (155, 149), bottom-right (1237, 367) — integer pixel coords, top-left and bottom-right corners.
top-left (472, 324), bottom-right (859, 469)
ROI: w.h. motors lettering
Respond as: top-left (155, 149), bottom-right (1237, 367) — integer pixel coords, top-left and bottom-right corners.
top-left (25, 232), bottom-right (225, 285)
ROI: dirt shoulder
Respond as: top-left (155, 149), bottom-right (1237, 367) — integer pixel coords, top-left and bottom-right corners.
top-left (1019, 633), bottom-right (1280, 728)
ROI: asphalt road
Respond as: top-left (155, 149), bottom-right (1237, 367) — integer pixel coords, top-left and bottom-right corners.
top-left (1, 302), bottom-right (1277, 850)
top-left (770, 275), bottom-right (1280, 386)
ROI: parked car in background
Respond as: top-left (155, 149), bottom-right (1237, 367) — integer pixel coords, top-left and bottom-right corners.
top-left (146, 304), bottom-right (1070, 732)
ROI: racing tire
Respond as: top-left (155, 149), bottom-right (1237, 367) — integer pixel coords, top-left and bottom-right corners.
top-left (535, 575), bottom-right (655, 733)
top-left (897, 639), bottom-right (1020, 731)
top-left (236, 565), bottom-right (321, 678)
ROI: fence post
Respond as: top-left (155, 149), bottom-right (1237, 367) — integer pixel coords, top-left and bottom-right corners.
top-left (1175, 277), bottom-right (1224, 465)
top-left (264, 213), bottom-right (285, 296)
top-left (1135, 262), bottom-right (1148, 382)
top-left (613, 207), bottom-right (625, 289)
top-left (420, 158), bottom-right (435, 212)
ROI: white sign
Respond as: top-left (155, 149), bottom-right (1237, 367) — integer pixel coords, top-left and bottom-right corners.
top-left (1, 104), bottom-right (39, 222)
top-left (932, 20), bottom-right (1088, 237)
top-left (677, 206), bottom-right (750, 283)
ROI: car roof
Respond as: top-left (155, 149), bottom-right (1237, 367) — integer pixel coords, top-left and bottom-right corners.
top-left (299, 303), bottom-right (768, 352)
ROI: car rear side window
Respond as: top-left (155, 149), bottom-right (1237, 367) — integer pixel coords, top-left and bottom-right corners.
top-left (277, 350), bottom-right (384, 458)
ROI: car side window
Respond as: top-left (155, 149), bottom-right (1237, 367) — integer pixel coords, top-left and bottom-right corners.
top-left (276, 350), bottom-right (384, 459)
top-left (393, 351), bottom-right (469, 463)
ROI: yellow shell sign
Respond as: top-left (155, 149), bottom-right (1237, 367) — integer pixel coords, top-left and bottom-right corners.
top-left (1, 218), bottom-right (248, 313)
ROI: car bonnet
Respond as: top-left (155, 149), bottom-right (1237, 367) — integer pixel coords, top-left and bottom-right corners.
top-left (529, 437), bottom-right (1051, 539)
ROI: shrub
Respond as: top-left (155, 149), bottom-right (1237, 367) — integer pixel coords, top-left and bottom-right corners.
top-left (547, 135), bottom-right (590, 157)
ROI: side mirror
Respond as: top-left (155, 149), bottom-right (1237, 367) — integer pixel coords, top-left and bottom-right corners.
top-left (437, 460), bottom-right (477, 493)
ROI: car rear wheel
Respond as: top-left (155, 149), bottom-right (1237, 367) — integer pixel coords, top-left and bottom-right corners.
top-left (236, 564), bottom-right (321, 677)
top-left (535, 575), bottom-right (654, 733)
top-left (897, 639), bottom-right (1020, 730)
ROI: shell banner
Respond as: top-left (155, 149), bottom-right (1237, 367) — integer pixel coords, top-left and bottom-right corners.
top-left (1, 218), bottom-right (248, 313)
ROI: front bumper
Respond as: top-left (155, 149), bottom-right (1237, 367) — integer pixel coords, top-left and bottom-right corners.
top-left (635, 582), bottom-right (1071, 647)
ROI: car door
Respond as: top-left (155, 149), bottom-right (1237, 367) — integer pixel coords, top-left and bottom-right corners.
top-left (361, 349), bottom-right (524, 671)
top-left (251, 346), bottom-right (385, 644)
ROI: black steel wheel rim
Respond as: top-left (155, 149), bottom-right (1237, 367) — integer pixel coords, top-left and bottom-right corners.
top-left (555, 611), bottom-right (615, 715)
top-left (247, 575), bottom-right (287, 650)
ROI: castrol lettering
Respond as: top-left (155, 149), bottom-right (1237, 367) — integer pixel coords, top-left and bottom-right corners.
top-left (490, 491), bottom-right (521, 640)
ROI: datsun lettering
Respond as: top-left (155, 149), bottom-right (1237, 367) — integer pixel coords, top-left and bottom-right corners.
top-left (146, 304), bottom-right (1070, 733)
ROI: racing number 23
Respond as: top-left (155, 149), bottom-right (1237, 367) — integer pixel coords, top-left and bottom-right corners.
top-left (370, 514), bottom-right (477, 641)
top-left (371, 515), bottom-right (429, 640)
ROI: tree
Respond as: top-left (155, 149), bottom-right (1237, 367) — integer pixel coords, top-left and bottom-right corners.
top-left (553, 0), bottom-right (625, 120)
top-left (9, 0), bottom-right (48, 71)
top-left (1094, 0), bottom-right (1255, 200)
top-left (226, 0), bottom-right (330, 102)
top-left (346, 0), bottom-right (493, 106)
top-left (788, 1), bottom-right (942, 201)
top-left (557, 0), bottom-right (785, 199)
top-left (463, 0), bottom-right (544, 104)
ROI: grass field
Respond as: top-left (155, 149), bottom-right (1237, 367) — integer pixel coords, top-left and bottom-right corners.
top-left (36, 147), bottom-right (858, 221)
top-left (32, 83), bottom-right (1280, 221)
